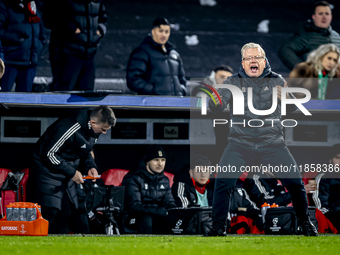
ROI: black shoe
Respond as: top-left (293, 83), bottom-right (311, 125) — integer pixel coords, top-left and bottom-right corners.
top-left (204, 227), bottom-right (227, 237)
top-left (299, 218), bottom-right (318, 236)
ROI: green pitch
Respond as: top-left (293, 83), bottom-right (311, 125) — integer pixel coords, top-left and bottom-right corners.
top-left (1, 234), bottom-right (339, 255)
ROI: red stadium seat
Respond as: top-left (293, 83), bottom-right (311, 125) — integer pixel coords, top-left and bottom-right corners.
top-left (164, 171), bottom-right (174, 187)
top-left (101, 169), bottom-right (130, 186)
top-left (302, 172), bottom-right (318, 185)
top-left (0, 168), bottom-right (15, 216)
top-left (101, 169), bottom-right (175, 187)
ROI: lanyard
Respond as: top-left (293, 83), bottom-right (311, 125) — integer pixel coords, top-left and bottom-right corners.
top-left (318, 70), bottom-right (328, 100)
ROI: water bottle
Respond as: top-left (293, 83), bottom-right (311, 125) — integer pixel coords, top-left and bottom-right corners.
top-left (6, 204), bottom-right (13, 221)
top-left (19, 203), bottom-right (27, 221)
top-left (12, 203), bottom-right (20, 221)
top-left (261, 202), bottom-right (270, 224)
top-left (27, 204), bottom-right (36, 221)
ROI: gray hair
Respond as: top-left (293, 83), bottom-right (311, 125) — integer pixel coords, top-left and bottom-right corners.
top-left (306, 43), bottom-right (340, 78)
top-left (241, 43), bottom-right (266, 59)
top-left (0, 59), bottom-right (4, 79)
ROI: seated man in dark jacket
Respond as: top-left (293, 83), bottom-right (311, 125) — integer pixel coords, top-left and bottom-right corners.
top-left (172, 154), bottom-right (214, 208)
top-left (122, 145), bottom-right (176, 234)
top-left (313, 144), bottom-right (340, 232)
top-left (243, 173), bottom-right (293, 209)
top-left (126, 17), bottom-right (187, 96)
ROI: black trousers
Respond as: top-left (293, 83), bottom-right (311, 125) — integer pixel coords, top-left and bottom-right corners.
top-left (52, 51), bottom-right (95, 91)
top-left (212, 142), bottom-right (309, 230)
top-left (41, 192), bottom-right (73, 234)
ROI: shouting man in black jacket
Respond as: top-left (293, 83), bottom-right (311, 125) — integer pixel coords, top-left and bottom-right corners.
top-left (205, 43), bottom-right (317, 237)
top-left (126, 17), bottom-right (187, 96)
top-left (27, 106), bottom-right (116, 234)
top-left (122, 145), bottom-right (176, 234)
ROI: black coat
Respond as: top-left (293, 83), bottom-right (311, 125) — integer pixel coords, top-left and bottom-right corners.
top-left (28, 109), bottom-right (98, 210)
top-left (0, 0), bottom-right (45, 66)
top-left (210, 60), bottom-right (297, 148)
top-left (172, 173), bottom-right (214, 207)
top-left (44, 0), bottom-right (107, 57)
top-left (126, 35), bottom-right (187, 96)
top-left (122, 164), bottom-right (176, 217)
top-left (243, 174), bottom-right (292, 208)
top-left (279, 20), bottom-right (340, 70)
top-left (313, 173), bottom-right (340, 215)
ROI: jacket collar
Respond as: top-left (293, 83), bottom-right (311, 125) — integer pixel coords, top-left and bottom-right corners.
top-left (143, 34), bottom-right (175, 53)
top-left (305, 19), bottom-right (331, 36)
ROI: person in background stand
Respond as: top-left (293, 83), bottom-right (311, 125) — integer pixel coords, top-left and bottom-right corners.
top-left (0, 59), bottom-right (4, 79)
top-left (0, 0), bottom-right (45, 92)
top-left (279, 1), bottom-right (340, 70)
top-left (202, 65), bottom-right (234, 87)
top-left (43, 0), bottom-right (107, 91)
top-left (126, 17), bottom-right (187, 96)
top-left (289, 43), bottom-right (340, 99)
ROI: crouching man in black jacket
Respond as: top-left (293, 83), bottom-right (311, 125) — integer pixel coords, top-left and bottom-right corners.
top-left (27, 106), bottom-right (116, 234)
top-left (122, 145), bottom-right (176, 234)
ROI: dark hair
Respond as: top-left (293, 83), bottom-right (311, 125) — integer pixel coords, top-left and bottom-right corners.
top-left (329, 144), bottom-right (340, 159)
top-left (90, 105), bottom-right (116, 126)
top-left (314, 1), bottom-right (331, 12)
top-left (190, 154), bottom-right (211, 169)
top-left (214, 65), bottom-right (233, 74)
top-left (152, 17), bottom-right (171, 29)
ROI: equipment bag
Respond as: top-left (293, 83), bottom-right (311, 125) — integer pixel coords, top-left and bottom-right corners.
top-left (166, 206), bottom-right (212, 235)
top-left (265, 207), bottom-right (318, 235)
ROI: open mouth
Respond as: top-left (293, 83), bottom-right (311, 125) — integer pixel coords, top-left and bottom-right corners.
top-left (250, 66), bottom-right (258, 73)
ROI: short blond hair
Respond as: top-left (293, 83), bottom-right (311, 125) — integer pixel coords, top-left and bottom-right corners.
top-left (241, 43), bottom-right (266, 59)
top-left (0, 59), bottom-right (4, 79)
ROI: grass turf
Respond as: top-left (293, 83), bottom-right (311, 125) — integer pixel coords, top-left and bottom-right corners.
top-left (0, 234), bottom-right (338, 255)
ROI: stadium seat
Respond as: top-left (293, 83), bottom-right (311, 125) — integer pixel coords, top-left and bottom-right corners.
top-left (101, 169), bottom-right (175, 187)
top-left (302, 172), bottom-right (318, 185)
top-left (164, 172), bottom-right (174, 188)
top-left (101, 169), bottom-right (130, 186)
top-left (0, 168), bottom-right (15, 217)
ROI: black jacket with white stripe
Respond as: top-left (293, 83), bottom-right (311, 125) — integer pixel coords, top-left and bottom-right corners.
top-left (243, 174), bottom-right (292, 208)
top-left (28, 109), bottom-right (98, 210)
top-left (313, 173), bottom-right (340, 215)
top-left (172, 175), bottom-right (214, 208)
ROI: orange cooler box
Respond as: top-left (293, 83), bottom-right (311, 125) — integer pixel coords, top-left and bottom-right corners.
top-left (0, 202), bottom-right (48, 236)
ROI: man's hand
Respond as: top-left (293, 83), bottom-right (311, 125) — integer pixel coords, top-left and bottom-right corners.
top-left (75, 28), bottom-right (81, 34)
top-left (88, 168), bottom-right (99, 182)
top-left (305, 183), bottom-right (317, 194)
top-left (72, 170), bottom-right (84, 184)
top-left (276, 82), bottom-right (288, 101)
top-left (212, 84), bottom-right (221, 106)
top-left (97, 30), bottom-right (101, 36)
